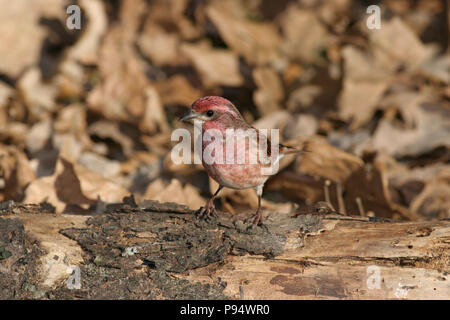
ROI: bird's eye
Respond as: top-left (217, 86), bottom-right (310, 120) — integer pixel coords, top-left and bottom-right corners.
top-left (206, 110), bottom-right (214, 117)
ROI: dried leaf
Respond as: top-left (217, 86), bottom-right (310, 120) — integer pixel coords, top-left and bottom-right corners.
top-left (206, 3), bottom-right (281, 65)
top-left (280, 6), bottom-right (333, 63)
top-left (88, 121), bottom-right (134, 158)
top-left (66, 0), bottom-right (108, 64)
top-left (154, 75), bottom-right (202, 107)
top-left (181, 41), bottom-right (243, 87)
top-left (371, 103), bottom-right (450, 157)
top-left (252, 110), bottom-right (291, 131)
top-left (138, 23), bottom-right (181, 66)
top-left (0, 144), bottom-right (35, 201)
top-left (338, 46), bottom-right (390, 129)
top-left (143, 178), bottom-right (205, 210)
top-left (283, 114), bottom-right (318, 140)
top-left (25, 119), bottom-right (52, 154)
top-left (17, 68), bottom-right (58, 118)
top-left (295, 137), bottom-right (364, 182)
top-left (0, 0), bottom-right (63, 77)
top-left (253, 67), bottom-right (283, 116)
top-left (368, 17), bottom-right (433, 69)
top-left (139, 87), bottom-right (169, 135)
top-left (25, 158), bottom-right (129, 213)
top-left (78, 152), bottom-right (121, 180)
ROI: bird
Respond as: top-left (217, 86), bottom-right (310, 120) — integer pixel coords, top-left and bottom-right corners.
top-left (180, 96), bottom-right (302, 225)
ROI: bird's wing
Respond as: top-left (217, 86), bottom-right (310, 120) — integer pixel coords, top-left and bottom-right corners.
top-left (251, 126), bottom-right (309, 157)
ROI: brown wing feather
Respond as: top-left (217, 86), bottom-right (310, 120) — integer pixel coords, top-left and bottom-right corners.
top-left (253, 127), bottom-right (302, 157)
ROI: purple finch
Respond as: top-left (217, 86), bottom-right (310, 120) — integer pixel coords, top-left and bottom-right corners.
top-left (180, 96), bottom-right (299, 225)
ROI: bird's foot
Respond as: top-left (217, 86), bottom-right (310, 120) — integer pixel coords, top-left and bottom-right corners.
top-left (196, 200), bottom-right (217, 220)
top-left (244, 210), bottom-right (263, 227)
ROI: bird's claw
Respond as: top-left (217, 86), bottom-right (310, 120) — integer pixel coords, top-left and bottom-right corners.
top-left (196, 203), bottom-right (217, 220)
top-left (244, 211), bottom-right (263, 227)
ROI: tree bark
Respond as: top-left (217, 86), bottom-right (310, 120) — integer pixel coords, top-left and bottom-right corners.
top-left (0, 200), bottom-right (448, 299)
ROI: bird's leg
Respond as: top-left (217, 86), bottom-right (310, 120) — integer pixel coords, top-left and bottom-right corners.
top-left (252, 193), bottom-right (263, 226)
top-left (246, 185), bottom-right (264, 226)
top-left (197, 185), bottom-right (223, 219)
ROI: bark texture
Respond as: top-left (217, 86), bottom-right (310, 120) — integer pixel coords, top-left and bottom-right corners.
top-left (0, 200), bottom-right (448, 299)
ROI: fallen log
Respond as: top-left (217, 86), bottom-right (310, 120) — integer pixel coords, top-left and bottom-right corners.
top-left (0, 200), bottom-right (448, 299)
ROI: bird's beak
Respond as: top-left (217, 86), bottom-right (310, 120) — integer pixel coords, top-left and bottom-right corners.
top-left (179, 109), bottom-right (199, 122)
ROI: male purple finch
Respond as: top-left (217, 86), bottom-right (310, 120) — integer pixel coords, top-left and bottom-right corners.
top-left (180, 96), bottom-right (299, 225)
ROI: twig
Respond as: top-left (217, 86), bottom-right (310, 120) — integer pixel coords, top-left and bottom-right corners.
top-left (355, 197), bottom-right (366, 217)
top-left (323, 179), bottom-right (335, 211)
top-left (336, 181), bottom-right (346, 215)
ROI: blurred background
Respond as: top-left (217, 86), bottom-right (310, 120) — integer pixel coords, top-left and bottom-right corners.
top-left (0, 0), bottom-right (449, 221)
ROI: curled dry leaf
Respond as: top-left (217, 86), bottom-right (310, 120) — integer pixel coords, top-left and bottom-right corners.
top-left (317, 0), bottom-right (352, 31)
top-left (252, 67), bottom-right (283, 116)
top-left (389, 164), bottom-right (450, 219)
top-left (252, 110), bottom-right (291, 131)
top-left (56, 60), bottom-right (86, 101)
top-left (282, 63), bottom-right (303, 86)
top-left (283, 114), bottom-right (318, 140)
top-left (25, 119), bottom-right (52, 154)
top-left (138, 22), bottom-right (181, 66)
top-left (88, 121), bottom-right (134, 158)
top-left (154, 75), bottom-right (202, 107)
top-left (0, 0), bottom-right (64, 77)
top-left (0, 83), bottom-right (13, 128)
top-left (145, 0), bottom-right (200, 41)
top-left (287, 85), bottom-right (323, 112)
top-left (181, 41), bottom-right (243, 87)
top-left (140, 87), bottom-right (170, 135)
top-left (368, 17), bottom-right (433, 69)
top-left (23, 174), bottom-right (64, 212)
top-left (378, 91), bottom-right (425, 129)
top-left (141, 133), bottom-right (173, 157)
top-left (371, 103), bottom-right (450, 157)
top-left (0, 144), bottom-right (35, 201)
top-left (1, 123), bottom-right (29, 148)
top-left (338, 46), bottom-right (390, 129)
top-left (419, 53), bottom-right (450, 84)
top-left (410, 175), bottom-right (450, 219)
top-left (78, 152), bottom-right (121, 180)
top-left (66, 0), bottom-right (108, 64)
top-left (54, 104), bottom-right (92, 149)
top-left (280, 6), bottom-right (333, 64)
top-left (143, 178), bottom-right (205, 210)
top-left (24, 158), bottom-right (129, 213)
top-left (206, 2), bottom-right (281, 65)
top-left (121, 151), bottom-right (161, 176)
top-left (121, 151), bottom-right (162, 194)
top-left (340, 46), bottom-right (395, 82)
top-left (53, 134), bottom-right (83, 164)
top-left (17, 68), bottom-right (58, 119)
top-left (0, 82), bottom-right (12, 109)
top-left (295, 137), bottom-right (364, 182)
top-left (339, 81), bottom-right (388, 129)
top-left (67, 159), bottom-right (128, 205)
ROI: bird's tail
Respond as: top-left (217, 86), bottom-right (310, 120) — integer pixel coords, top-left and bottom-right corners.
top-left (279, 141), bottom-right (311, 155)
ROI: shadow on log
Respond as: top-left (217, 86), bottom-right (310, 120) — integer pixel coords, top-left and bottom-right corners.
top-left (0, 199), bottom-right (448, 299)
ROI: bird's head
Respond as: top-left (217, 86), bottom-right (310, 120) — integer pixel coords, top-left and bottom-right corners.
top-left (180, 96), bottom-right (243, 126)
